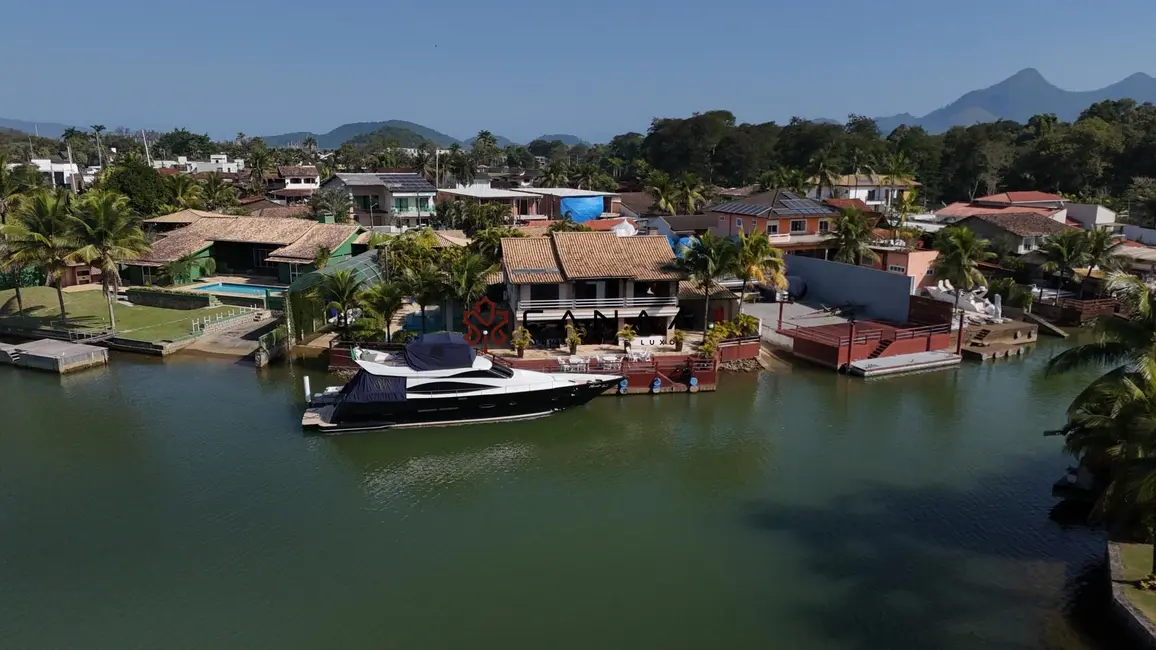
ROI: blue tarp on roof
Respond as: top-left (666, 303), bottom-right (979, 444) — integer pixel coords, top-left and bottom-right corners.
top-left (403, 332), bottom-right (476, 371)
top-left (560, 196), bottom-right (603, 223)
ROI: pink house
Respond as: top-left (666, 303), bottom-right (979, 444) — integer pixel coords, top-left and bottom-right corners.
top-left (866, 247), bottom-right (939, 293)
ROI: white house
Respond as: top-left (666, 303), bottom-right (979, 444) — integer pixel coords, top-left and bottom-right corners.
top-left (8, 159), bottom-right (83, 188)
top-left (806, 174), bottom-right (920, 212)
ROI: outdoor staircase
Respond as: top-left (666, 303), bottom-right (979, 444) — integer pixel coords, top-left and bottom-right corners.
top-left (968, 328), bottom-right (992, 346)
top-left (867, 340), bottom-right (892, 359)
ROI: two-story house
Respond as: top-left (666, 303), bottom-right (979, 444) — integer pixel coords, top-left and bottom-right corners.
top-left (956, 213), bottom-right (1069, 254)
top-left (266, 165), bottom-right (320, 204)
top-left (437, 187), bottom-right (544, 222)
top-left (500, 232), bottom-right (682, 340)
top-left (708, 190), bottom-right (839, 257)
top-left (322, 172), bottom-right (437, 228)
top-left (806, 174), bottom-right (920, 212)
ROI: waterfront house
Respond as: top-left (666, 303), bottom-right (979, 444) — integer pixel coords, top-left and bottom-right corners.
top-left (806, 174), bottom-right (920, 212)
top-left (866, 244), bottom-right (940, 293)
top-left (322, 172), bottom-right (437, 228)
top-left (127, 212), bottom-right (361, 285)
top-left (955, 212), bottom-right (1069, 254)
top-left (266, 165), bottom-right (320, 204)
top-left (436, 187), bottom-right (544, 222)
top-left (707, 190), bottom-right (839, 256)
top-left (500, 232), bottom-right (682, 339)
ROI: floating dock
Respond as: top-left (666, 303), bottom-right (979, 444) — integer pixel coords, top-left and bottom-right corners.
top-left (849, 351), bottom-right (962, 378)
top-left (0, 339), bottom-right (109, 374)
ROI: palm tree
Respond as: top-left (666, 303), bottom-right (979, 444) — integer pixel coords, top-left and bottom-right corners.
top-left (471, 130), bottom-right (499, 167)
top-left (309, 188), bottom-right (354, 223)
top-left (570, 163), bottom-right (600, 190)
top-left (0, 155), bottom-right (38, 314)
top-left (318, 269), bottom-right (363, 340)
top-left (162, 252), bottom-right (216, 285)
top-left (247, 146), bottom-right (272, 195)
top-left (360, 282), bottom-right (405, 339)
top-left (676, 173), bottom-right (708, 214)
top-left (547, 215), bottom-right (592, 233)
top-left (69, 190), bottom-right (151, 330)
top-left (645, 170), bottom-right (679, 215)
top-left (412, 146), bottom-right (436, 183)
top-left (829, 208), bottom-right (880, 265)
top-left (807, 151), bottom-right (840, 200)
top-left (880, 151), bottom-right (914, 215)
top-left (443, 252), bottom-right (498, 330)
top-left (165, 174), bottom-right (204, 209)
top-left (90, 124), bottom-right (106, 167)
top-left (662, 233), bottom-right (736, 342)
top-left (537, 161), bottom-right (569, 187)
top-left (1038, 229), bottom-right (1091, 303)
top-left (893, 187), bottom-right (921, 227)
top-left (202, 172), bottom-right (237, 211)
top-left (303, 136), bottom-right (318, 153)
top-left (2, 189), bottom-right (77, 320)
top-left (400, 261), bottom-right (445, 333)
top-left (847, 148), bottom-right (875, 200)
top-left (1080, 228), bottom-right (1118, 295)
top-left (931, 226), bottom-right (997, 312)
top-left (733, 231), bottom-right (787, 316)
top-left (449, 149), bottom-right (476, 187)
top-left (469, 226), bottom-right (523, 263)
top-left (312, 245), bottom-right (332, 270)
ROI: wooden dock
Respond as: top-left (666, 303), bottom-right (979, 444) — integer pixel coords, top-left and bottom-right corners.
top-left (961, 342), bottom-right (1034, 361)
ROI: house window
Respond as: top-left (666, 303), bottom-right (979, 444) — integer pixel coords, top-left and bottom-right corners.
top-left (253, 247), bottom-right (276, 269)
top-left (888, 265), bottom-right (907, 273)
top-left (790, 220), bottom-right (806, 233)
top-left (394, 197), bottom-right (410, 213)
top-left (818, 220), bottom-right (830, 233)
top-left (867, 189), bottom-right (878, 201)
top-left (290, 178), bottom-right (302, 184)
top-left (515, 198), bottom-right (530, 215)
top-left (736, 218), bottom-right (743, 229)
top-left (1022, 237), bottom-right (1036, 250)
top-left (925, 268), bottom-right (935, 276)
top-left (289, 263), bottom-right (304, 281)
top-left (355, 195), bottom-right (372, 210)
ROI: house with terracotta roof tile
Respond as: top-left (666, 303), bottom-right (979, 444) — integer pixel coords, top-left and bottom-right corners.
top-left (500, 232), bottom-right (682, 338)
top-left (936, 191), bottom-right (1070, 225)
top-left (266, 165), bottom-right (320, 205)
top-left (955, 212), bottom-right (1070, 254)
top-left (805, 174), bottom-right (920, 212)
top-left (707, 190), bottom-right (839, 256)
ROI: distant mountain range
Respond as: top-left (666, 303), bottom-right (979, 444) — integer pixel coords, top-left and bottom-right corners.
top-left (0, 117), bottom-right (71, 139)
top-left (871, 68), bottom-right (1156, 134)
top-left (261, 120), bottom-right (465, 149)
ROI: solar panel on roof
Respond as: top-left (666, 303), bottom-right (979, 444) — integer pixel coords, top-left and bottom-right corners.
top-left (713, 202), bottom-right (770, 216)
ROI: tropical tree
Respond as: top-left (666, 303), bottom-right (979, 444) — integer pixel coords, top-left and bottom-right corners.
top-left (162, 252), bottom-right (216, 285)
top-left (471, 130), bottom-right (499, 167)
top-left (448, 148), bottom-right (476, 187)
top-left (537, 160), bottom-right (569, 187)
top-left (469, 226), bottom-right (523, 263)
top-left (318, 269), bottom-right (363, 340)
top-left (303, 136), bottom-right (318, 153)
top-left (645, 170), bottom-right (679, 215)
top-left (662, 233), bottom-right (736, 342)
top-left (165, 173), bottom-right (204, 209)
top-left (0, 155), bottom-right (38, 314)
top-left (443, 252), bottom-right (498, 329)
top-left (829, 208), bottom-right (880, 265)
top-left (931, 225), bottom-right (997, 312)
top-left (547, 216), bottom-right (592, 233)
top-left (733, 231), bottom-right (787, 315)
top-left (247, 146), bottom-right (272, 195)
top-left (893, 187), bottom-right (921, 227)
top-left (202, 172), bottom-right (237, 211)
top-left (1080, 228), bottom-right (1118, 293)
top-left (2, 189), bottom-right (77, 320)
top-left (675, 173), bottom-right (708, 214)
top-left (70, 190), bottom-right (150, 329)
top-left (1038, 228), bottom-right (1091, 302)
top-left (400, 260), bottom-right (445, 333)
top-left (807, 150), bottom-right (840, 200)
top-left (880, 151), bottom-right (914, 214)
top-left (412, 146), bottom-right (436, 183)
top-left (90, 124), bottom-right (106, 167)
top-left (360, 282), bottom-right (405, 339)
top-left (309, 187), bottom-right (354, 223)
top-left (312, 245), bottom-right (332, 270)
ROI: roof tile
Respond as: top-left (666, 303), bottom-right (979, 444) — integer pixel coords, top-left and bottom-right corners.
top-left (501, 236), bottom-right (563, 284)
top-left (959, 213), bottom-right (1069, 237)
top-left (553, 231), bottom-right (634, 279)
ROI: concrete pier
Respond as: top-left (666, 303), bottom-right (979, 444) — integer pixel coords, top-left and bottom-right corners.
top-left (0, 339), bottom-right (109, 374)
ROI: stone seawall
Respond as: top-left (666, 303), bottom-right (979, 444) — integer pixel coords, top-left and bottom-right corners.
top-left (1108, 541), bottom-right (1156, 650)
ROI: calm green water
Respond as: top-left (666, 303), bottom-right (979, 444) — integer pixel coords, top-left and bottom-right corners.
top-left (0, 341), bottom-right (1133, 649)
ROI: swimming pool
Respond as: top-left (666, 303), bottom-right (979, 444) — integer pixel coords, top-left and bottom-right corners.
top-left (191, 282), bottom-right (286, 297)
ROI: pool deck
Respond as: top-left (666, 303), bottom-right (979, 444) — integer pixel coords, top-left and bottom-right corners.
top-left (183, 276), bottom-right (288, 295)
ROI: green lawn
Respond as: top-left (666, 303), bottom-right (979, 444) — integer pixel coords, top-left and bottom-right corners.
top-left (1117, 542), bottom-right (1156, 621)
top-left (0, 286), bottom-right (237, 342)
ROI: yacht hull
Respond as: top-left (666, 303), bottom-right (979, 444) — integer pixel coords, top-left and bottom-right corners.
top-left (303, 377), bottom-right (619, 434)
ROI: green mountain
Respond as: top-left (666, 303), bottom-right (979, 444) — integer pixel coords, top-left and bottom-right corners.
top-left (532, 133), bottom-right (586, 146)
top-left (262, 120), bottom-right (463, 149)
top-left (874, 68), bottom-right (1156, 134)
top-left (347, 126), bottom-right (433, 148)
top-left (0, 118), bottom-right (73, 139)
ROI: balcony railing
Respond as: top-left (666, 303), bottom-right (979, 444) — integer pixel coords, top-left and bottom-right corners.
top-left (517, 296), bottom-right (678, 311)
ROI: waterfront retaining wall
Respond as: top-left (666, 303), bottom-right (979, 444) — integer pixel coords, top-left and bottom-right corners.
top-left (1108, 542), bottom-right (1156, 650)
top-left (126, 288), bottom-right (212, 310)
top-left (785, 255), bottom-right (913, 323)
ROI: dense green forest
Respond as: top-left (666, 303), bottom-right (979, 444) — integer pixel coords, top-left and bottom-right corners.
top-left (7, 98), bottom-right (1156, 213)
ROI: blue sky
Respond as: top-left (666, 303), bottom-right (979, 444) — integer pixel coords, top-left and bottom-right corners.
top-left (3, 0), bottom-right (1154, 143)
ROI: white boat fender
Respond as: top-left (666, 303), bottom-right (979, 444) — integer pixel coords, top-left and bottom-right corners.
top-left (304, 376), bottom-right (312, 404)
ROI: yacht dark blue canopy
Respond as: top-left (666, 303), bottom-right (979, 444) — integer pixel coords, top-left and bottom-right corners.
top-left (331, 370), bottom-right (407, 422)
top-left (403, 332), bottom-right (477, 371)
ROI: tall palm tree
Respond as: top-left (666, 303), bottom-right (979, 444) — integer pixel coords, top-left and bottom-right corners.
top-left (893, 187), bottom-right (921, 227)
top-left (469, 226), bottom-right (522, 263)
top-left (303, 136), bottom-right (318, 153)
top-left (663, 233), bottom-right (736, 342)
top-left (162, 252), bottom-right (216, 285)
top-left (807, 151), bottom-right (840, 200)
top-left (931, 225), bottom-right (996, 312)
top-left (443, 252), bottom-right (498, 330)
top-left (312, 245), bottom-right (332, 270)
top-left (70, 190), bottom-right (150, 330)
top-left (829, 208), bottom-right (880, 265)
top-left (360, 282), bottom-right (405, 340)
top-left (2, 189), bottom-right (77, 320)
top-left (0, 155), bottom-right (38, 314)
top-left (247, 146), bottom-right (272, 195)
top-left (645, 170), bottom-right (678, 215)
top-left (880, 151), bottom-right (914, 215)
top-left (165, 174), bottom-right (204, 209)
top-left (309, 188), bottom-right (354, 223)
top-left (400, 261), bottom-right (445, 333)
top-left (537, 161), bottom-right (569, 187)
top-left (1080, 228), bottom-right (1118, 295)
top-left (318, 269), bottom-right (363, 341)
top-left (412, 146), bottom-right (436, 183)
top-left (202, 172), bottom-right (237, 211)
top-left (676, 173), bottom-right (708, 214)
top-left (90, 125), bottom-right (106, 168)
top-left (847, 148), bottom-right (875, 200)
top-left (733, 231), bottom-right (787, 315)
top-left (471, 130), bottom-right (499, 167)
top-left (1038, 229), bottom-right (1091, 303)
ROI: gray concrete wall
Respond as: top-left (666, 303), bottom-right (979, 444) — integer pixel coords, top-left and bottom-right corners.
top-left (785, 255), bottom-right (913, 323)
